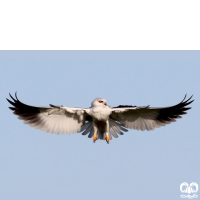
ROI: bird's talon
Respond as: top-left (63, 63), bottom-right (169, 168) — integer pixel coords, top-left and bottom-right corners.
top-left (105, 135), bottom-right (109, 144)
top-left (93, 134), bottom-right (97, 143)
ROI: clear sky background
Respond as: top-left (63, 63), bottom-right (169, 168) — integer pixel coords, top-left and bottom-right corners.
top-left (0, 51), bottom-right (199, 200)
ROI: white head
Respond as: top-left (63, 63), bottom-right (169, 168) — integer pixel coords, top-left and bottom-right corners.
top-left (91, 98), bottom-right (107, 107)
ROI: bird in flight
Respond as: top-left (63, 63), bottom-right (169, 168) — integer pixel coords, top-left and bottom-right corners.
top-left (7, 93), bottom-right (193, 144)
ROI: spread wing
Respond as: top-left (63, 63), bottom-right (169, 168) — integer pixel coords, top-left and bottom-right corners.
top-left (110, 95), bottom-right (194, 131)
top-left (7, 93), bottom-right (91, 134)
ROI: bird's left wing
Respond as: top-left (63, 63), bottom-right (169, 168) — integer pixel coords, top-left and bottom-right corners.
top-left (110, 95), bottom-right (194, 131)
top-left (7, 93), bottom-right (91, 134)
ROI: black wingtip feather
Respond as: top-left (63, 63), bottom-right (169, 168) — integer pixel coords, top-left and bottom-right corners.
top-left (7, 93), bottom-right (41, 115)
top-left (182, 94), bottom-right (187, 102)
top-left (15, 92), bottom-right (19, 101)
top-left (7, 98), bottom-right (16, 107)
top-left (156, 95), bottom-right (194, 123)
top-left (9, 107), bottom-right (15, 111)
top-left (9, 93), bottom-right (17, 102)
top-left (185, 95), bottom-right (194, 103)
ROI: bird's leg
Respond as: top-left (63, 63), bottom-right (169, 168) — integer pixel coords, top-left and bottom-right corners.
top-left (93, 126), bottom-right (98, 143)
top-left (105, 132), bottom-right (109, 144)
top-left (105, 121), bottom-right (110, 144)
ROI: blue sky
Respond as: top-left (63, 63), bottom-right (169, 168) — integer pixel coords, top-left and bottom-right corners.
top-left (0, 51), bottom-right (199, 200)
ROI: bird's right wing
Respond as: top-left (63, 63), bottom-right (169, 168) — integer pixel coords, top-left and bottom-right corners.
top-left (7, 93), bottom-right (91, 134)
top-left (110, 95), bottom-right (194, 131)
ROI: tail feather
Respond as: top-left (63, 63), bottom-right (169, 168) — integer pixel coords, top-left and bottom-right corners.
top-left (109, 120), bottom-right (123, 135)
top-left (81, 122), bottom-right (92, 135)
top-left (109, 126), bottom-right (118, 138)
top-left (80, 119), bottom-right (128, 140)
top-left (109, 118), bottom-right (128, 136)
top-left (97, 131), bottom-right (101, 139)
top-left (88, 127), bottom-right (94, 138)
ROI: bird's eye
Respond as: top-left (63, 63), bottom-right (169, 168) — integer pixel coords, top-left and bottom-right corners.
top-left (98, 101), bottom-right (103, 103)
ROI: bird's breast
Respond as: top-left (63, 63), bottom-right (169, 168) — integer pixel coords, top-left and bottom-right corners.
top-left (90, 106), bottom-right (111, 121)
